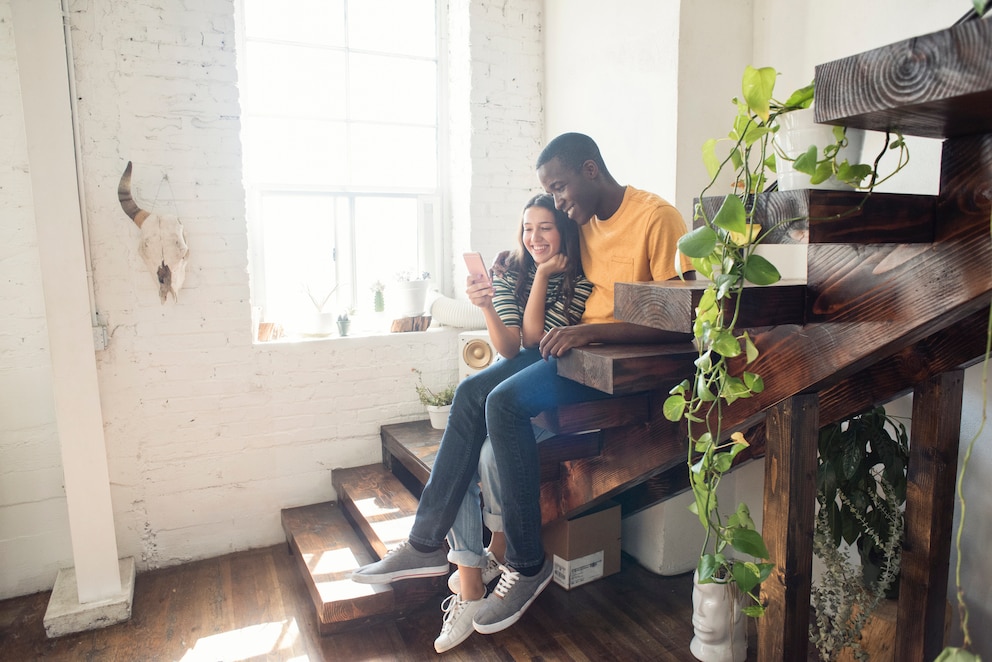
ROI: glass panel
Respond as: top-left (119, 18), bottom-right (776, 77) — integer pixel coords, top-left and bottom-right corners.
top-left (353, 196), bottom-right (421, 306)
top-left (243, 117), bottom-right (348, 186)
top-left (259, 193), bottom-right (340, 327)
top-left (349, 0), bottom-right (436, 57)
top-left (349, 123), bottom-right (437, 189)
top-left (244, 42), bottom-right (347, 119)
top-left (349, 54), bottom-right (436, 125)
top-left (244, 0), bottom-right (345, 46)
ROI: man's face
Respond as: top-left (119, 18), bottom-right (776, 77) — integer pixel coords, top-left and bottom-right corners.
top-left (537, 157), bottom-right (595, 226)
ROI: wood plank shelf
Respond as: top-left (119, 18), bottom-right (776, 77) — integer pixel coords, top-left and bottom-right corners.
top-left (697, 190), bottom-right (936, 245)
top-left (555, 342), bottom-right (699, 394)
top-left (813, 18), bottom-right (992, 139)
top-left (614, 281), bottom-right (806, 334)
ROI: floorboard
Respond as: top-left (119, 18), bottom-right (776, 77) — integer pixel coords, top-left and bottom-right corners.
top-left (0, 545), bottom-right (763, 661)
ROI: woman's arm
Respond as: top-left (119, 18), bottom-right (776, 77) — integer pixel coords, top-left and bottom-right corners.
top-left (520, 255), bottom-right (567, 348)
top-left (466, 275), bottom-right (521, 358)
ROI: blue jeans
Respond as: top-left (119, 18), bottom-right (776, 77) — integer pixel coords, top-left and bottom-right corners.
top-left (410, 350), bottom-right (610, 572)
top-left (445, 425), bottom-right (554, 568)
top-left (409, 349), bottom-right (542, 550)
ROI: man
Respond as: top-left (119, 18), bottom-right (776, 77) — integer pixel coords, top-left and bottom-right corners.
top-left (352, 132), bottom-right (693, 641)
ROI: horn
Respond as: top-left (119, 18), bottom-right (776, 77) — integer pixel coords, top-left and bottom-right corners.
top-left (118, 161), bottom-right (150, 228)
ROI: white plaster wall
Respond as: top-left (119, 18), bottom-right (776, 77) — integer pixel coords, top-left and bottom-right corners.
top-left (543, 0), bottom-right (680, 202)
top-left (0, 0), bottom-right (544, 598)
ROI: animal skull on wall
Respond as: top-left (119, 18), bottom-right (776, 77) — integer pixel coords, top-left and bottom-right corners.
top-left (117, 162), bottom-right (189, 304)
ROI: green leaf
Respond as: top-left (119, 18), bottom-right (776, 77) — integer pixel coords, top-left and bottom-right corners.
top-left (679, 226), bottom-right (718, 258)
top-left (731, 527), bottom-right (770, 559)
top-left (712, 194), bottom-right (747, 235)
top-left (713, 330), bottom-right (743, 358)
top-left (782, 83), bottom-right (814, 109)
top-left (702, 138), bottom-right (720, 178)
top-left (663, 394), bottom-right (686, 422)
top-left (697, 554), bottom-right (719, 582)
top-left (793, 145), bottom-right (818, 175)
top-left (742, 65), bottom-right (776, 122)
top-left (742, 254), bottom-right (781, 285)
top-left (837, 161), bottom-right (872, 186)
top-left (934, 647), bottom-right (982, 662)
top-left (743, 604), bottom-right (766, 618)
top-left (743, 371), bottom-right (764, 393)
top-left (732, 560), bottom-right (762, 594)
top-left (810, 160), bottom-right (834, 185)
top-left (743, 333), bottom-right (758, 363)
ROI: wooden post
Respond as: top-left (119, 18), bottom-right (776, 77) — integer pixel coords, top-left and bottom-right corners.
top-left (758, 394), bottom-right (819, 661)
top-left (895, 371), bottom-right (964, 661)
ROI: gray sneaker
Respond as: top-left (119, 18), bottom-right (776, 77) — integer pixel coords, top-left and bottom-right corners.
top-left (471, 559), bottom-right (553, 634)
top-left (447, 550), bottom-right (502, 594)
top-left (350, 541), bottom-right (449, 584)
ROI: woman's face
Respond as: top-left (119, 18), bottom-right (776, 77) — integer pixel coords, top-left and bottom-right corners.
top-left (521, 206), bottom-right (563, 265)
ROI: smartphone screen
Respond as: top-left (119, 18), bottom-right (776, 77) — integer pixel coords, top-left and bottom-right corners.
top-left (463, 252), bottom-right (491, 285)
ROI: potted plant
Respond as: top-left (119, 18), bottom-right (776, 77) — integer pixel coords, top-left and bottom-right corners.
top-left (663, 65), bottom-right (908, 661)
top-left (413, 368), bottom-right (456, 429)
top-left (336, 311), bottom-right (352, 337)
top-left (393, 270), bottom-right (431, 318)
top-left (303, 281), bottom-right (339, 336)
top-left (810, 406), bottom-right (908, 662)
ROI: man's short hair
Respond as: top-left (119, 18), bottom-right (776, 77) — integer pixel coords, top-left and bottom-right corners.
top-left (536, 132), bottom-right (606, 173)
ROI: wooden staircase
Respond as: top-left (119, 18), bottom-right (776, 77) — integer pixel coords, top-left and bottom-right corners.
top-left (282, 17), bottom-right (992, 660)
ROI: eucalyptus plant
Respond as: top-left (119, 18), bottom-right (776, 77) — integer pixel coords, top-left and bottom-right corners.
top-left (663, 65), bottom-right (907, 618)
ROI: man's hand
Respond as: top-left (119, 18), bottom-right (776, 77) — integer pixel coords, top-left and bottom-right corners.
top-left (490, 251), bottom-right (511, 278)
top-left (538, 324), bottom-right (594, 359)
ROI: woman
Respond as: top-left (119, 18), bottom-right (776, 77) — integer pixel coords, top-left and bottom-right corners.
top-left (434, 193), bottom-right (591, 652)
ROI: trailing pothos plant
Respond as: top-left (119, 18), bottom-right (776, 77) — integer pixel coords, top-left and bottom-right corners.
top-left (663, 65), bottom-right (908, 618)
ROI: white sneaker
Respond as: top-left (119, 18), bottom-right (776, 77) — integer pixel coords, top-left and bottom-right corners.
top-left (434, 593), bottom-right (485, 653)
top-left (447, 551), bottom-right (502, 594)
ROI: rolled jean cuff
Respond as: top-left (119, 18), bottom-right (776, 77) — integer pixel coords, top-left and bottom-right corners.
top-left (446, 548), bottom-right (487, 568)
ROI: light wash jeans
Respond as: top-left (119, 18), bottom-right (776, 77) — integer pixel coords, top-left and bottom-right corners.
top-left (445, 425), bottom-right (554, 568)
top-left (409, 349), bottom-right (610, 572)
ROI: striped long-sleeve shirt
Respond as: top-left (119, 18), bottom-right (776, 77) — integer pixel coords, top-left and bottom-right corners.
top-left (492, 264), bottom-right (592, 333)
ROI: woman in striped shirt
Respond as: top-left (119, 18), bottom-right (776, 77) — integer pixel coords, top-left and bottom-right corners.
top-left (434, 193), bottom-right (592, 652)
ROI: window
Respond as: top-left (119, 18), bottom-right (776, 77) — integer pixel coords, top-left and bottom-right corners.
top-left (238, 0), bottom-right (441, 329)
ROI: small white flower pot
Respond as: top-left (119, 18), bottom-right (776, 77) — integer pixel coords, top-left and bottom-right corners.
top-left (426, 404), bottom-right (451, 430)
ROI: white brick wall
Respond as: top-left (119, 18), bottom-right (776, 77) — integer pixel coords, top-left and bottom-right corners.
top-left (0, 0), bottom-right (543, 597)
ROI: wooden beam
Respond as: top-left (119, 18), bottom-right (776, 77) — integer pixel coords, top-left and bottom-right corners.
top-left (896, 371), bottom-right (964, 662)
top-left (758, 394), bottom-right (818, 662)
top-left (814, 18), bottom-right (992, 139)
top-left (555, 342), bottom-right (697, 394)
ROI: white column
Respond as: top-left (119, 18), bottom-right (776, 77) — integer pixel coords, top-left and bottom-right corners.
top-left (10, 0), bottom-right (125, 610)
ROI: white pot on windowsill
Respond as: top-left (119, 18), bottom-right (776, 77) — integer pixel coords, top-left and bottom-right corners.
top-left (392, 280), bottom-right (430, 318)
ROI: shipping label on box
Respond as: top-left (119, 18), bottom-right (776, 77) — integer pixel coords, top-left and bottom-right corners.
top-left (552, 550), bottom-right (605, 590)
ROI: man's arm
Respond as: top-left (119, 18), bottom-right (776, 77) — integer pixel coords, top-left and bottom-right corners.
top-left (538, 321), bottom-right (691, 359)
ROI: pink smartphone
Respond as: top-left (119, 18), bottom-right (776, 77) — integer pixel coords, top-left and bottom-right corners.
top-left (463, 252), bottom-right (491, 285)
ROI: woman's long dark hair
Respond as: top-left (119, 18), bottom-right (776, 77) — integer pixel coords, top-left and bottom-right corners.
top-left (505, 193), bottom-right (585, 325)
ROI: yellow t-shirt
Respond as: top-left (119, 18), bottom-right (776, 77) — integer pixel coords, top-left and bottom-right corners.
top-left (579, 186), bottom-right (692, 324)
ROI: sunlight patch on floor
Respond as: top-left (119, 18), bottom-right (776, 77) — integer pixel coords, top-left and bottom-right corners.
top-left (179, 618), bottom-right (303, 661)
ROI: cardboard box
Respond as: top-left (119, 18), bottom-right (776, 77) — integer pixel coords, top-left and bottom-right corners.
top-left (542, 500), bottom-right (621, 590)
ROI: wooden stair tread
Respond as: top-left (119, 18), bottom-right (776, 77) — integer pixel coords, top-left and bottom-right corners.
top-left (813, 18), bottom-right (992, 139)
top-left (280, 501), bottom-right (395, 633)
top-left (614, 282), bottom-right (806, 335)
top-left (332, 464), bottom-right (423, 559)
top-left (554, 342), bottom-right (698, 394)
top-left (697, 191), bottom-right (936, 245)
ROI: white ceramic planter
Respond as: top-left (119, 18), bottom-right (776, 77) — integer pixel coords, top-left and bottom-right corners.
top-left (690, 571), bottom-right (747, 662)
top-left (775, 107), bottom-right (865, 192)
top-left (392, 280), bottom-right (430, 317)
top-left (426, 404), bottom-right (451, 430)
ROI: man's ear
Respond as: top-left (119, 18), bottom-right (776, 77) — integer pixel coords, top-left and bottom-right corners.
top-left (581, 159), bottom-right (599, 180)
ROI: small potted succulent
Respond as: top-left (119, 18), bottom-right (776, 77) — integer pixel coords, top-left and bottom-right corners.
top-left (412, 368), bottom-right (455, 429)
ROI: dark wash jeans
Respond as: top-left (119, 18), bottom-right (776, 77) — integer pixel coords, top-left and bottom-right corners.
top-left (409, 348), bottom-right (610, 571)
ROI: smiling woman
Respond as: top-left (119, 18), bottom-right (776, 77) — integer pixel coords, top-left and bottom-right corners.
top-left (236, 0), bottom-right (442, 336)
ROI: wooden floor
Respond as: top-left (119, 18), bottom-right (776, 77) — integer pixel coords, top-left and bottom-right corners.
top-left (0, 544), bottom-right (760, 661)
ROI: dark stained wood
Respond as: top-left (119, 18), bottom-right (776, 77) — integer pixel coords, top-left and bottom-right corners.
top-left (381, 419), bottom-right (443, 487)
top-left (533, 393), bottom-right (651, 434)
top-left (536, 430), bottom-right (603, 482)
top-left (555, 342), bottom-right (698, 393)
top-left (813, 18), bottom-right (992, 139)
top-left (615, 281), bottom-right (806, 334)
top-left (2, 545), bottom-right (746, 661)
top-left (758, 394), bottom-right (818, 662)
top-left (896, 371), bottom-right (964, 662)
top-left (697, 191), bottom-right (935, 245)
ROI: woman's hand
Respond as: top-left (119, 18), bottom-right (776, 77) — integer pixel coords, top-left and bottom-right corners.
top-left (535, 254), bottom-right (568, 279)
top-left (466, 275), bottom-right (495, 309)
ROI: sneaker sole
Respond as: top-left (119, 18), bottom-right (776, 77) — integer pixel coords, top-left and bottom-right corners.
top-left (350, 563), bottom-right (450, 584)
top-left (434, 599), bottom-right (485, 653)
top-left (447, 567), bottom-right (502, 594)
top-left (471, 570), bottom-right (553, 634)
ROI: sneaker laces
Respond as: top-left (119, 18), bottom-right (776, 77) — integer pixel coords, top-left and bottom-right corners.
top-left (491, 564), bottom-right (520, 599)
top-left (438, 594), bottom-right (468, 634)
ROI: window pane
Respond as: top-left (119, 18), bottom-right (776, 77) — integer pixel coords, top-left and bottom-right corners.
top-left (349, 54), bottom-right (436, 125)
top-left (349, 123), bottom-right (437, 189)
top-left (353, 197), bottom-right (420, 299)
top-left (244, 0), bottom-right (345, 46)
top-left (259, 194), bottom-right (341, 325)
top-left (245, 42), bottom-right (347, 119)
top-left (349, 0), bottom-right (436, 57)
top-left (244, 117), bottom-right (348, 186)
